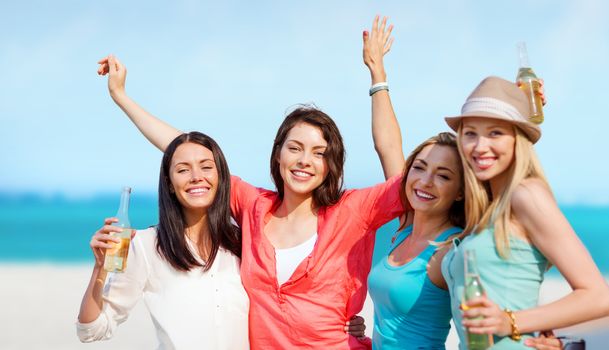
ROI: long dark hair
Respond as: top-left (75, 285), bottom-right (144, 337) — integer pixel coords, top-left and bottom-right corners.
top-left (270, 105), bottom-right (345, 207)
top-left (399, 132), bottom-right (465, 231)
top-left (156, 132), bottom-right (241, 272)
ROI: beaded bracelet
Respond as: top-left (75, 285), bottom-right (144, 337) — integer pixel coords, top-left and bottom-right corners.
top-left (369, 82), bottom-right (389, 96)
top-left (503, 308), bottom-right (522, 341)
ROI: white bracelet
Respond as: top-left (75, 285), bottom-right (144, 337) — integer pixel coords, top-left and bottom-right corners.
top-left (369, 82), bottom-right (389, 96)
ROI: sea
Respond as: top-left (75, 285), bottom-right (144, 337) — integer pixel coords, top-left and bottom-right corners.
top-left (0, 193), bottom-right (607, 275)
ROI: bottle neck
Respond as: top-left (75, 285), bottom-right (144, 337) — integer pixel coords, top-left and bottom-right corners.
top-left (115, 187), bottom-right (131, 227)
top-left (518, 42), bottom-right (531, 68)
top-left (464, 249), bottom-right (480, 276)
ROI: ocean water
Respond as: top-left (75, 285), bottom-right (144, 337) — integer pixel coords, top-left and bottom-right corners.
top-left (0, 193), bottom-right (608, 275)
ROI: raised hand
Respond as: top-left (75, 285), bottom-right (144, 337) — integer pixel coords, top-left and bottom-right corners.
top-left (89, 217), bottom-right (122, 268)
top-left (97, 55), bottom-right (128, 99)
top-left (517, 78), bottom-right (546, 105)
top-left (363, 15), bottom-right (394, 83)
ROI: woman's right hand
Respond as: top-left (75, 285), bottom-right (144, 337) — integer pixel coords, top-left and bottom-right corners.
top-left (90, 217), bottom-right (122, 268)
top-left (363, 15), bottom-right (394, 83)
top-left (97, 55), bottom-right (127, 99)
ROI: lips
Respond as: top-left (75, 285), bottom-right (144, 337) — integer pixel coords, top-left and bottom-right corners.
top-left (414, 189), bottom-right (436, 201)
top-left (473, 156), bottom-right (496, 170)
top-left (186, 186), bottom-right (211, 196)
top-left (290, 170), bottom-right (314, 180)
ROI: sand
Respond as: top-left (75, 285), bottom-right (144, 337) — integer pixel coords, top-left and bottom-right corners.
top-left (1, 263), bottom-right (607, 349)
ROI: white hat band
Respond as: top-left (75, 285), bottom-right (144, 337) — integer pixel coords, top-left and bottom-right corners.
top-left (461, 97), bottom-right (526, 122)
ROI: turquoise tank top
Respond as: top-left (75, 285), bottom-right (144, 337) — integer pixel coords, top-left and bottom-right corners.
top-left (368, 225), bottom-right (462, 350)
top-left (441, 228), bottom-right (548, 349)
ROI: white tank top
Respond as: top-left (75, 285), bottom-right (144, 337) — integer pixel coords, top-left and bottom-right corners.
top-left (275, 233), bottom-right (317, 285)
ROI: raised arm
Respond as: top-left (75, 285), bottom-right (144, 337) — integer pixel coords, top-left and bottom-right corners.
top-left (98, 55), bottom-right (181, 152)
top-left (463, 179), bottom-right (609, 337)
top-left (363, 16), bottom-right (404, 179)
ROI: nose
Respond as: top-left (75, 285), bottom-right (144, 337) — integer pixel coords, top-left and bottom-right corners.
top-left (420, 171), bottom-right (434, 187)
top-left (473, 136), bottom-right (490, 153)
top-left (297, 151), bottom-right (313, 167)
top-left (190, 168), bottom-right (204, 183)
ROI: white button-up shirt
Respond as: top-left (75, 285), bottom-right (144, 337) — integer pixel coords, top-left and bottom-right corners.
top-left (76, 227), bottom-right (249, 350)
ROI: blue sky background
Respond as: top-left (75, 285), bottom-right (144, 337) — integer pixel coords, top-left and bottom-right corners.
top-left (2, 0), bottom-right (608, 204)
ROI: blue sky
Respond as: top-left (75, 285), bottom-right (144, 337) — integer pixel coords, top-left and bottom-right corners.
top-left (2, 0), bottom-right (608, 204)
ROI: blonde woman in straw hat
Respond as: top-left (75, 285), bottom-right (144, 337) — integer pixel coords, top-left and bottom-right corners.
top-left (441, 76), bottom-right (609, 348)
top-left (362, 15), bottom-right (565, 350)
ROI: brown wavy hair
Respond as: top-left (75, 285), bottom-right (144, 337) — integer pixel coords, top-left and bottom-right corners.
top-left (270, 105), bottom-right (345, 208)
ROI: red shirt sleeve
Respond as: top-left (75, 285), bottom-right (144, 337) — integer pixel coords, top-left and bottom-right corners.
top-left (342, 174), bottom-right (404, 231)
top-left (230, 175), bottom-right (263, 225)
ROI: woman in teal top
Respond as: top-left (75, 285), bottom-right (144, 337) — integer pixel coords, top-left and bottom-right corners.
top-left (368, 224), bottom-right (462, 349)
top-left (441, 75), bottom-right (609, 348)
top-left (363, 16), bottom-right (583, 350)
top-left (441, 228), bottom-right (548, 349)
top-left (362, 17), bottom-right (468, 349)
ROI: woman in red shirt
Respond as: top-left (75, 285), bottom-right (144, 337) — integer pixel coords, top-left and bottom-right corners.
top-left (96, 55), bottom-right (403, 349)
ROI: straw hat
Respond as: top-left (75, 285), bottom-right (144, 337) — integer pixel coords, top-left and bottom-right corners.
top-left (445, 76), bottom-right (541, 143)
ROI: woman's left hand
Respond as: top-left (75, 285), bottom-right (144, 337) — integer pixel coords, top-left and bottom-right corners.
top-left (524, 330), bottom-right (563, 349)
top-left (344, 315), bottom-right (366, 339)
top-left (462, 296), bottom-right (512, 337)
top-left (363, 15), bottom-right (394, 81)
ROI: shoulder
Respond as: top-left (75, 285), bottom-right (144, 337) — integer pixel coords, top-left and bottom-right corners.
top-left (510, 178), bottom-right (556, 224)
top-left (231, 175), bottom-right (275, 197)
top-left (341, 174), bottom-right (402, 201)
top-left (132, 226), bottom-right (158, 248)
top-left (511, 178), bottom-right (554, 211)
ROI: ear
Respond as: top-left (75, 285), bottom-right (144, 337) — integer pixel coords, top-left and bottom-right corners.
top-left (455, 192), bottom-right (464, 201)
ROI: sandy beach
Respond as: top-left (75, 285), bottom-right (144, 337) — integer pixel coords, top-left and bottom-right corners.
top-left (1, 263), bottom-right (607, 349)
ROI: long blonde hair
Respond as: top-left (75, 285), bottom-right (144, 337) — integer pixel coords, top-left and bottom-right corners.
top-left (458, 125), bottom-right (551, 258)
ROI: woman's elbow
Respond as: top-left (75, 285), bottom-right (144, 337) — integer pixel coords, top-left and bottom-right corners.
top-left (600, 283), bottom-right (609, 316)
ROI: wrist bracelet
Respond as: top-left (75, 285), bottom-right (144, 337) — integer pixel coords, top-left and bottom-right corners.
top-left (503, 308), bottom-right (522, 341)
top-left (369, 82), bottom-right (389, 96)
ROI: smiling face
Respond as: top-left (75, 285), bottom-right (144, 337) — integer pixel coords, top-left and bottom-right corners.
top-left (460, 117), bottom-right (516, 186)
top-left (169, 142), bottom-right (218, 216)
top-left (276, 122), bottom-right (329, 200)
top-left (405, 144), bottom-right (462, 216)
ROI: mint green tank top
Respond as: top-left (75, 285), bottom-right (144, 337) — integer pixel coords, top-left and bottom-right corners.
top-left (441, 228), bottom-right (548, 349)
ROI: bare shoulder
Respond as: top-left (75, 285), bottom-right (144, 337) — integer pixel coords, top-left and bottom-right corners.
top-left (511, 178), bottom-right (555, 214)
top-left (510, 178), bottom-right (562, 236)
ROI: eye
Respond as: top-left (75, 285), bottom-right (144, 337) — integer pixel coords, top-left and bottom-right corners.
top-left (288, 146), bottom-right (300, 152)
top-left (490, 130), bottom-right (504, 137)
top-left (463, 130), bottom-right (476, 137)
top-left (314, 151), bottom-right (325, 158)
top-left (412, 165), bottom-right (424, 171)
top-left (202, 166), bottom-right (213, 170)
top-left (177, 168), bottom-right (188, 174)
top-left (438, 174), bottom-right (450, 180)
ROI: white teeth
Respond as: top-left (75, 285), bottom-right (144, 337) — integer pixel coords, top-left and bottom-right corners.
top-left (415, 190), bottom-right (435, 199)
top-left (188, 188), bottom-right (209, 194)
top-left (476, 158), bottom-right (495, 166)
top-left (292, 171), bottom-right (312, 177)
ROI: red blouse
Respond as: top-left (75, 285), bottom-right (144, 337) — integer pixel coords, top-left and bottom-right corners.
top-left (231, 175), bottom-right (403, 349)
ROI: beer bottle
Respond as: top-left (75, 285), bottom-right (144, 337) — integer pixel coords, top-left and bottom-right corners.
top-left (516, 42), bottom-right (544, 124)
top-left (464, 249), bottom-right (493, 349)
top-left (103, 186), bottom-right (133, 273)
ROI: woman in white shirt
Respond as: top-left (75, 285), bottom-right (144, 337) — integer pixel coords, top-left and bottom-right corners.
top-left (77, 132), bottom-right (250, 350)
